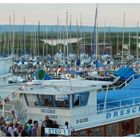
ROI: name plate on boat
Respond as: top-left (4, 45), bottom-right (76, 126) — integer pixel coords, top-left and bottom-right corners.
top-left (45, 128), bottom-right (69, 136)
top-left (106, 106), bottom-right (140, 119)
top-left (41, 109), bottom-right (55, 114)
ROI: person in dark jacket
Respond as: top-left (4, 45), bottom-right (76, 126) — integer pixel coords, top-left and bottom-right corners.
top-left (44, 116), bottom-right (53, 128)
top-left (41, 121), bottom-right (46, 136)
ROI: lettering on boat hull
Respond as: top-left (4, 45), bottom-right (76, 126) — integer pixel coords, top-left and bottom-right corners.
top-left (106, 106), bottom-right (140, 119)
top-left (76, 117), bottom-right (88, 124)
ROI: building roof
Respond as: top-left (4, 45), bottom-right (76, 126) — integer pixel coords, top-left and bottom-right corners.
top-left (42, 38), bottom-right (82, 46)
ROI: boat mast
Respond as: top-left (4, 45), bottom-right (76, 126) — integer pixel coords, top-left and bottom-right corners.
top-left (84, 33), bottom-right (86, 55)
top-left (45, 25), bottom-right (48, 59)
top-left (136, 22), bottom-right (139, 61)
top-left (66, 11), bottom-right (69, 61)
top-left (23, 17), bottom-right (26, 57)
top-left (8, 16), bottom-right (12, 56)
top-left (38, 21), bottom-right (40, 57)
top-left (103, 22), bottom-right (106, 54)
top-left (51, 27), bottom-right (54, 57)
top-left (90, 30), bottom-right (92, 58)
top-left (56, 16), bottom-right (59, 54)
top-left (121, 12), bottom-right (125, 63)
top-left (128, 32), bottom-right (130, 56)
top-left (116, 33), bottom-right (119, 56)
top-left (76, 19), bottom-right (79, 59)
top-left (92, 4), bottom-right (98, 60)
top-left (80, 14), bottom-right (83, 58)
top-left (69, 14), bottom-right (72, 56)
top-left (95, 5), bottom-right (98, 60)
top-left (42, 29), bottom-right (45, 59)
top-left (12, 11), bottom-right (15, 56)
top-left (30, 31), bottom-right (32, 57)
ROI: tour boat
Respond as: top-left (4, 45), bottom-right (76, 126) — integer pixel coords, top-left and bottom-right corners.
top-left (10, 74), bottom-right (140, 136)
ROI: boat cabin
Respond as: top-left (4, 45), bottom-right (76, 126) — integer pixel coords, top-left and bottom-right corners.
top-left (15, 80), bottom-right (99, 130)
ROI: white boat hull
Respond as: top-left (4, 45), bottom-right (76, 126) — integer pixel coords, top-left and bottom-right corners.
top-left (0, 57), bottom-right (12, 75)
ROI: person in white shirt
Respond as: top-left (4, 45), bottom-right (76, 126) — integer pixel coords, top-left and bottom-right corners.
top-left (64, 121), bottom-right (74, 136)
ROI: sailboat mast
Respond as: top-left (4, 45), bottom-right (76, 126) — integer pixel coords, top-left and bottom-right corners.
top-left (103, 23), bottom-right (106, 53)
top-left (95, 6), bottom-right (98, 60)
top-left (76, 19), bottom-right (79, 59)
top-left (121, 12), bottom-right (125, 63)
top-left (38, 21), bottom-right (40, 57)
top-left (9, 16), bottom-right (12, 56)
top-left (66, 11), bottom-right (69, 61)
top-left (92, 5), bottom-right (98, 60)
top-left (136, 22), bottom-right (139, 61)
top-left (56, 16), bottom-right (59, 53)
top-left (69, 14), bottom-right (72, 56)
top-left (80, 14), bottom-right (83, 57)
top-left (23, 17), bottom-right (26, 57)
top-left (128, 32), bottom-right (130, 55)
top-left (12, 11), bottom-right (15, 56)
top-left (117, 33), bottom-right (119, 56)
top-left (45, 26), bottom-right (48, 59)
top-left (90, 30), bottom-right (92, 57)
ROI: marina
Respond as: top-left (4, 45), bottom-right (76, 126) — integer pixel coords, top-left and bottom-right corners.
top-left (0, 2), bottom-right (140, 137)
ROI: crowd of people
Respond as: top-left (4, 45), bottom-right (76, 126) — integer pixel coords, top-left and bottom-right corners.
top-left (0, 113), bottom-right (76, 137)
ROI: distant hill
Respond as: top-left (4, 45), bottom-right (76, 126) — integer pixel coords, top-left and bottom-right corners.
top-left (0, 25), bottom-right (139, 33)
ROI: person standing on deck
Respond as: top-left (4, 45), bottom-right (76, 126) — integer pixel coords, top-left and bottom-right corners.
top-left (31, 120), bottom-right (38, 136)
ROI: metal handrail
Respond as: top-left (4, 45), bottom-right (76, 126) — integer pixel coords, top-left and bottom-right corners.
top-left (97, 95), bottom-right (140, 113)
top-left (5, 104), bottom-right (15, 121)
top-left (101, 74), bottom-right (140, 92)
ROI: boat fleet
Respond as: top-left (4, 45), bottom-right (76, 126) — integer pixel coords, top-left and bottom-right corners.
top-left (0, 5), bottom-right (140, 136)
top-left (0, 51), bottom-right (140, 136)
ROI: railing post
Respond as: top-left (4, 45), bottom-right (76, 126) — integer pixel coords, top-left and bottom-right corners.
top-left (104, 85), bottom-right (108, 110)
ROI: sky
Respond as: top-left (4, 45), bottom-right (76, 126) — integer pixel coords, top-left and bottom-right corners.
top-left (0, 2), bottom-right (140, 27)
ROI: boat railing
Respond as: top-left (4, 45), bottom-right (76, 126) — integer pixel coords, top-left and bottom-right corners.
top-left (4, 103), bottom-right (15, 121)
top-left (97, 95), bottom-right (140, 114)
top-left (19, 104), bottom-right (27, 123)
top-left (117, 74), bottom-right (140, 89)
top-left (101, 74), bottom-right (140, 92)
top-left (0, 103), bottom-right (15, 118)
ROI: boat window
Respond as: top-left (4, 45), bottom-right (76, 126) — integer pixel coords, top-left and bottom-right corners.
top-left (55, 95), bottom-right (70, 108)
top-left (72, 91), bottom-right (89, 108)
top-left (25, 94), bottom-right (37, 107)
top-left (39, 95), bottom-right (54, 107)
top-left (24, 94), bottom-right (70, 108)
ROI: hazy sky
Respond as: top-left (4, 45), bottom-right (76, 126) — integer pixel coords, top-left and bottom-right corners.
top-left (0, 3), bottom-right (140, 27)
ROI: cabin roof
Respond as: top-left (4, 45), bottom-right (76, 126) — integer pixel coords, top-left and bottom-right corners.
top-left (29, 79), bottom-right (113, 87)
top-left (15, 80), bottom-right (112, 96)
top-left (15, 85), bottom-right (96, 96)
